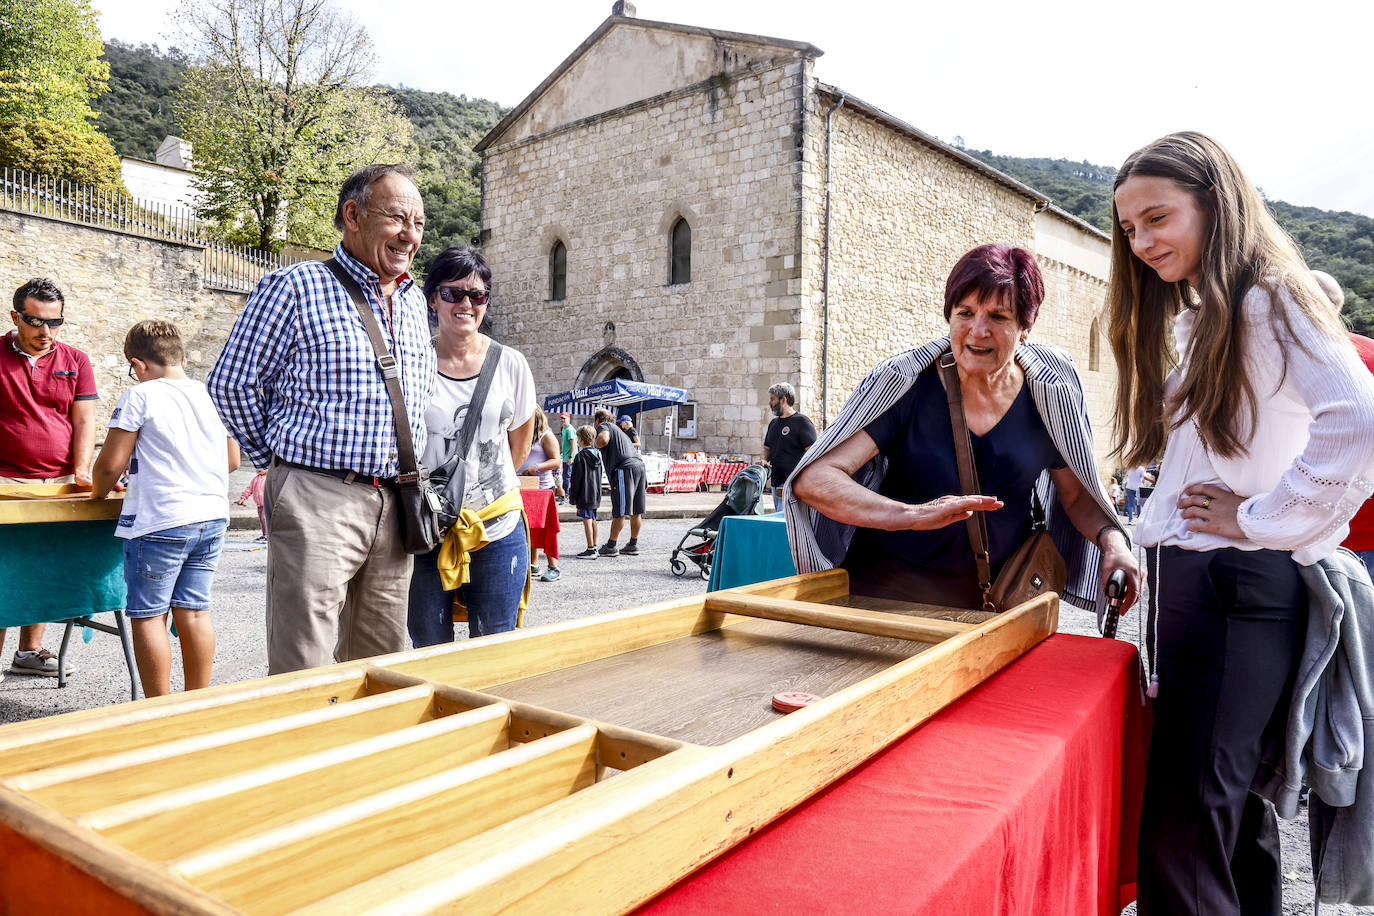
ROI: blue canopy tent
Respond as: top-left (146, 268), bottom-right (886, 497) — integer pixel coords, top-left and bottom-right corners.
top-left (543, 379), bottom-right (690, 456)
top-left (542, 379), bottom-right (688, 415)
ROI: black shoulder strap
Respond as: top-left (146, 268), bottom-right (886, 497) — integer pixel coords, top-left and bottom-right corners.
top-left (324, 257), bottom-right (421, 479)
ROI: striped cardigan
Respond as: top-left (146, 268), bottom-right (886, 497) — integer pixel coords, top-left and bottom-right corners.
top-left (782, 337), bottom-right (1123, 614)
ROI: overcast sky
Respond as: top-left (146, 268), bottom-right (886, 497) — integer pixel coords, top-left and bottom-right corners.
top-left (95, 0), bottom-right (1373, 217)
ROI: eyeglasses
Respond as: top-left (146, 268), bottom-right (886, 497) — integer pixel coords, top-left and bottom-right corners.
top-left (128, 362), bottom-right (138, 380)
top-left (16, 313), bottom-right (63, 329)
top-left (436, 287), bottom-right (489, 306)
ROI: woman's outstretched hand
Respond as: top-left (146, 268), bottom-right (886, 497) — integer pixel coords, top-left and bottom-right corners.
top-left (898, 494), bottom-right (1003, 531)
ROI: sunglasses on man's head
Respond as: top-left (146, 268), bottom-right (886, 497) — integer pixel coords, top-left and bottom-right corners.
top-left (16, 313), bottom-right (63, 329)
top-left (436, 287), bottom-right (489, 306)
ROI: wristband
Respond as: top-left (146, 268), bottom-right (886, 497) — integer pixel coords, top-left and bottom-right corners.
top-left (1095, 523), bottom-right (1120, 550)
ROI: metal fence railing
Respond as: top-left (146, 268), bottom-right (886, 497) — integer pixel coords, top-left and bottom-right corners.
top-left (0, 168), bottom-right (305, 293)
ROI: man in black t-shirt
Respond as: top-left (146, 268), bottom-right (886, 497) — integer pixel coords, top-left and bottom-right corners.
top-left (762, 382), bottom-right (817, 510)
top-left (594, 407), bottom-right (646, 556)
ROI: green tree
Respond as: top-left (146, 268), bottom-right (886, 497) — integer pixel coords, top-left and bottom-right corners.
top-left (0, 116), bottom-right (125, 190)
top-left (0, 0), bottom-right (108, 127)
top-left (174, 0), bottom-right (412, 251)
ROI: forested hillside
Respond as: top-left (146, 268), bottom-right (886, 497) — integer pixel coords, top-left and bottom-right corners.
top-left (85, 44), bottom-right (1372, 331)
top-left (969, 149), bottom-right (1374, 334)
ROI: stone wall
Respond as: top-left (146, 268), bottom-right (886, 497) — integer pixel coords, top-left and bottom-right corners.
top-left (0, 208), bottom-right (246, 427)
top-left (481, 57), bottom-right (811, 456)
top-left (795, 99), bottom-right (1118, 481)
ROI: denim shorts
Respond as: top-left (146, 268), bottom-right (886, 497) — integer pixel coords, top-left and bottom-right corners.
top-left (576, 506), bottom-right (596, 520)
top-left (123, 519), bottom-right (228, 617)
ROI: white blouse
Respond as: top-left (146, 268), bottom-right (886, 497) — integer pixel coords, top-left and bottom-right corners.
top-left (1135, 284), bottom-right (1374, 565)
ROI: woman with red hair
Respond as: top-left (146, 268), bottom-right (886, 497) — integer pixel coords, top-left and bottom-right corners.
top-left (789, 243), bottom-right (1138, 612)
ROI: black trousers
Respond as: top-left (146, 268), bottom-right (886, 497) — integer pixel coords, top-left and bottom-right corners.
top-left (1138, 546), bottom-right (1306, 916)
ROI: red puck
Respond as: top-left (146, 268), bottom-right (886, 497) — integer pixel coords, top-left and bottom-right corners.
top-left (772, 691), bottom-right (822, 713)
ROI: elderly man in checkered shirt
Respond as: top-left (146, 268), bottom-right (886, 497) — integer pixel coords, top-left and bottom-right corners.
top-left (208, 164), bottom-right (436, 674)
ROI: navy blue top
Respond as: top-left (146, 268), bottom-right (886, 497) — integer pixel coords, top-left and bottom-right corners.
top-left (843, 365), bottom-right (1064, 586)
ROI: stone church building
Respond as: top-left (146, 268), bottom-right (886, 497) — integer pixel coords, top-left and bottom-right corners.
top-left (477, 4), bottom-right (1115, 472)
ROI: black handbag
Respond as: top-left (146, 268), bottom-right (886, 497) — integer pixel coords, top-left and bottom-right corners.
top-left (937, 351), bottom-right (1067, 612)
top-left (428, 340), bottom-right (504, 532)
top-left (324, 258), bottom-right (441, 555)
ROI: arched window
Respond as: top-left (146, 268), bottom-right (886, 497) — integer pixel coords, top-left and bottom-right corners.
top-left (1088, 317), bottom-right (1101, 372)
top-left (670, 218), bottom-right (691, 285)
top-left (549, 240), bottom-right (567, 301)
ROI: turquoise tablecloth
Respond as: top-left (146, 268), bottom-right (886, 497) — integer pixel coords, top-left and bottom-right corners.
top-left (706, 512), bottom-right (798, 591)
top-left (0, 519), bottom-right (126, 627)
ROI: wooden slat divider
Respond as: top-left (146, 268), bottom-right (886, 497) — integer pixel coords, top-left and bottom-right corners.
top-left (0, 669), bottom-right (372, 780)
top-left (85, 703), bottom-right (513, 862)
top-left (11, 685), bottom-right (439, 814)
top-left (369, 669), bottom-right (692, 767)
top-left (704, 594), bottom-right (974, 642)
top-left (176, 724), bottom-right (602, 915)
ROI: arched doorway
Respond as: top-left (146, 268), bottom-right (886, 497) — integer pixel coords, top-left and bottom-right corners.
top-left (574, 347), bottom-right (644, 388)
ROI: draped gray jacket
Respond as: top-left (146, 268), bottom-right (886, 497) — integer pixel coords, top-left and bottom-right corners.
top-left (782, 337), bottom-right (1121, 615)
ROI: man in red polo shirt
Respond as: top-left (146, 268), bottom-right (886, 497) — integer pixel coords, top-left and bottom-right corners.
top-left (0, 278), bottom-right (97, 678)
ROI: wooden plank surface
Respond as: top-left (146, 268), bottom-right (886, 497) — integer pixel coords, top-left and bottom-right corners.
top-left (0, 486), bottom-right (123, 524)
top-left (485, 617), bottom-right (931, 746)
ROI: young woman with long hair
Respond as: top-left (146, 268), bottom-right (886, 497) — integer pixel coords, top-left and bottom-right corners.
top-left (1109, 131), bottom-right (1374, 913)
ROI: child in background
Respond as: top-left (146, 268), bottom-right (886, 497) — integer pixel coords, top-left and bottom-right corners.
top-left (235, 468), bottom-right (269, 541)
top-left (569, 425), bottom-right (602, 558)
top-left (91, 320), bottom-right (240, 698)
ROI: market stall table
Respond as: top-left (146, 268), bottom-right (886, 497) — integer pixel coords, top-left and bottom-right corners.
top-left (704, 461), bottom-right (749, 490)
top-left (642, 632), bottom-right (1144, 915)
top-left (0, 486), bottom-right (138, 699)
top-left (706, 512), bottom-right (797, 591)
top-left (659, 461), bottom-right (708, 494)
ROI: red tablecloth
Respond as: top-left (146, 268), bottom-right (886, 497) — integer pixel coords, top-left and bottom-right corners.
top-left (705, 461), bottom-right (749, 488)
top-left (641, 634), bottom-right (1146, 916)
top-left (521, 488), bottom-right (560, 561)
top-left (662, 462), bottom-right (709, 493)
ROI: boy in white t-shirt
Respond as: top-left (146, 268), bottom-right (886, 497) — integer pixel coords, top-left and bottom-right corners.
top-left (91, 320), bottom-right (240, 697)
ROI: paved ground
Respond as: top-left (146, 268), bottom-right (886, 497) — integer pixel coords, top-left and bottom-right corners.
top-left (0, 504), bottom-right (1357, 914)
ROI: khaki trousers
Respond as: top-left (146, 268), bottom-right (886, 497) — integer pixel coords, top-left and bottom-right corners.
top-left (263, 463), bottom-right (412, 674)
top-left (0, 474), bottom-right (75, 484)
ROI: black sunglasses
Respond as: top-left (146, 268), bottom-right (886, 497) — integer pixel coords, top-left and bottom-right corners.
top-left (436, 287), bottom-right (489, 306)
top-left (16, 313), bottom-right (64, 329)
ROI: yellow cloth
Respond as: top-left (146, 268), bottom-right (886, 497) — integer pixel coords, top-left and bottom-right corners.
top-left (436, 488), bottom-right (531, 625)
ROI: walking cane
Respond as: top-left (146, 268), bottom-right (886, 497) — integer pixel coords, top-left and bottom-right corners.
top-left (1102, 568), bottom-right (1128, 639)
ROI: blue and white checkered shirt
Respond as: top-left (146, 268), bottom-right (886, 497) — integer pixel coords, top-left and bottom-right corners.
top-left (207, 245), bottom-right (436, 477)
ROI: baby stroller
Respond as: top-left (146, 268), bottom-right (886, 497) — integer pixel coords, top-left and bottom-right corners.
top-left (669, 463), bottom-right (770, 580)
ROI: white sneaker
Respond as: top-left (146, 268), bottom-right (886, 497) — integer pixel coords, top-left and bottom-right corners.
top-left (11, 648), bottom-right (75, 677)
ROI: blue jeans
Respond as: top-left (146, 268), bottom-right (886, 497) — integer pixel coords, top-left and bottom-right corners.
top-left (1356, 549), bottom-right (1374, 579)
top-left (407, 521), bottom-right (527, 645)
top-left (1125, 488), bottom-right (1139, 521)
top-left (122, 519), bottom-right (227, 616)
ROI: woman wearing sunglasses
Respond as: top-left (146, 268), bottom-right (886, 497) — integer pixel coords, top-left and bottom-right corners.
top-left (407, 246), bottom-right (538, 645)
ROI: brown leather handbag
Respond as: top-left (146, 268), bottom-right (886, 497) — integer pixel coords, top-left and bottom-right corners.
top-left (936, 352), bottom-right (1067, 612)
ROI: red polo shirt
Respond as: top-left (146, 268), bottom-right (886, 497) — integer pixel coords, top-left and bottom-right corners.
top-left (0, 332), bottom-right (98, 478)
top-left (1343, 334), bottom-right (1374, 551)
